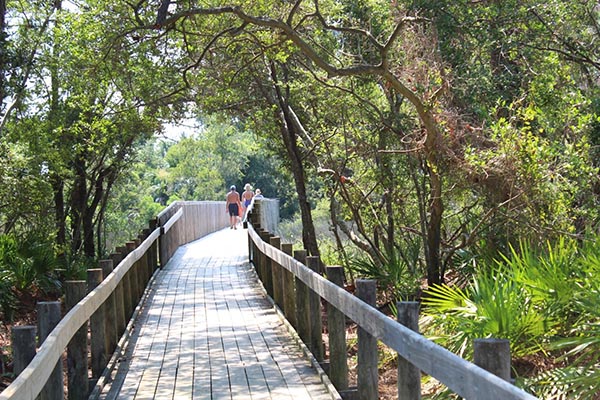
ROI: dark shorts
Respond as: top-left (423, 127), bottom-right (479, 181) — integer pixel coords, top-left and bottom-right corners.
top-left (228, 203), bottom-right (239, 216)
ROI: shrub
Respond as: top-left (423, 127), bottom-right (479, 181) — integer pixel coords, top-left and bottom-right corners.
top-left (349, 250), bottom-right (421, 302)
top-left (0, 234), bottom-right (60, 321)
top-left (422, 266), bottom-right (547, 358)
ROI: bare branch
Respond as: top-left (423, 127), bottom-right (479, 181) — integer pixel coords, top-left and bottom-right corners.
top-left (287, 0), bottom-right (304, 26)
top-left (312, 0), bottom-right (384, 51)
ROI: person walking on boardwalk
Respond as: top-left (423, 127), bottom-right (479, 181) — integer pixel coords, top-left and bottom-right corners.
top-left (241, 183), bottom-right (254, 221)
top-left (226, 185), bottom-right (241, 229)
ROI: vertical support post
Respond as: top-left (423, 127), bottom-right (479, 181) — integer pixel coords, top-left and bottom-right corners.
top-left (134, 238), bottom-right (145, 301)
top-left (280, 243), bottom-right (297, 328)
top-left (397, 301), bottom-right (421, 400)
top-left (158, 221), bottom-right (167, 270)
top-left (326, 266), bottom-right (348, 390)
top-left (149, 218), bottom-right (159, 271)
top-left (248, 225), bottom-right (253, 263)
top-left (294, 250), bottom-right (310, 347)
top-left (66, 281), bottom-right (89, 400)
top-left (37, 301), bottom-right (63, 400)
top-left (126, 241), bottom-right (140, 306)
top-left (473, 339), bottom-right (512, 382)
top-left (110, 251), bottom-right (127, 340)
top-left (99, 259), bottom-right (117, 357)
top-left (87, 268), bottom-right (106, 381)
top-left (253, 229), bottom-right (263, 281)
top-left (11, 326), bottom-right (36, 375)
top-left (251, 201), bottom-right (261, 226)
top-left (307, 256), bottom-right (324, 362)
top-left (116, 245), bottom-right (133, 321)
top-left (259, 231), bottom-right (273, 296)
top-left (251, 228), bottom-right (258, 265)
top-left (269, 236), bottom-right (283, 308)
top-left (356, 279), bottom-right (378, 400)
top-left (140, 231), bottom-right (151, 286)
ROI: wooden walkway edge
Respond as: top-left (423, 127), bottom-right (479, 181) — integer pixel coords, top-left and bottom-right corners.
top-left (96, 228), bottom-right (339, 400)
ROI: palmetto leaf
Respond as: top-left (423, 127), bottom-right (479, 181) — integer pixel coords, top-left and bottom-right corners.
top-left (523, 365), bottom-right (600, 400)
top-left (422, 284), bottom-right (475, 315)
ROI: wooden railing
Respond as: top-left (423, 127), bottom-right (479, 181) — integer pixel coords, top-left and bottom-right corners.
top-left (247, 207), bottom-right (539, 400)
top-left (0, 201), bottom-right (229, 400)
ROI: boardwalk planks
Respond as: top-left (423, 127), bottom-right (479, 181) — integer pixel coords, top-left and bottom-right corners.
top-left (97, 229), bottom-right (338, 400)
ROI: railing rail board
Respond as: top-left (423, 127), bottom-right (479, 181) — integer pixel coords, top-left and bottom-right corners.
top-left (247, 225), bottom-right (538, 400)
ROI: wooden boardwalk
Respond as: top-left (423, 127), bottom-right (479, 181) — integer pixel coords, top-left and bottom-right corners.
top-left (97, 227), bottom-right (338, 400)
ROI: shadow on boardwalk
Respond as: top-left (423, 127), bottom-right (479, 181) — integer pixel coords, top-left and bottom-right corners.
top-left (98, 227), bottom-right (337, 400)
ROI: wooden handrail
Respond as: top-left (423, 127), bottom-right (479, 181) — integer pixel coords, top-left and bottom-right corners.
top-left (247, 224), bottom-right (538, 400)
top-left (0, 228), bottom-right (160, 400)
top-left (1, 201), bottom-right (229, 400)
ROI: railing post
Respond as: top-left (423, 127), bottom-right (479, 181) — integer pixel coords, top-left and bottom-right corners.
top-left (280, 243), bottom-right (297, 329)
top-left (269, 236), bottom-right (283, 309)
top-left (356, 279), bottom-right (378, 400)
top-left (110, 251), bottom-right (127, 340)
top-left (307, 256), bottom-right (324, 362)
top-left (66, 280), bottom-right (90, 399)
top-left (248, 225), bottom-right (253, 263)
top-left (252, 228), bottom-right (263, 281)
top-left (259, 231), bottom-right (274, 296)
top-left (159, 220), bottom-right (167, 269)
top-left (251, 201), bottom-right (261, 227)
top-left (11, 326), bottom-right (36, 376)
top-left (134, 238), bottom-right (145, 302)
top-left (139, 231), bottom-right (151, 286)
top-left (126, 241), bottom-right (140, 306)
top-left (474, 338), bottom-right (512, 382)
top-left (37, 301), bottom-right (63, 400)
top-left (87, 268), bottom-right (106, 382)
top-left (149, 218), bottom-right (159, 271)
top-left (326, 266), bottom-right (348, 391)
top-left (397, 301), bottom-right (421, 400)
top-left (116, 245), bottom-right (133, 322)
top-left (294, 249), bottom-right (311, 347)
top-left (100, 259), bottom-right (117, 358)
top-left (142, 230), bottom-right (153, 283)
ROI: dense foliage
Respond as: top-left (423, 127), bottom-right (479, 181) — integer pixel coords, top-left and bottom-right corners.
top-left (2, 0), bottom-right (600, 397)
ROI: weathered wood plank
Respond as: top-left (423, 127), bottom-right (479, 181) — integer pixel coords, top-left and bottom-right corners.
top-left (95, 228), bottom-right (336, 400)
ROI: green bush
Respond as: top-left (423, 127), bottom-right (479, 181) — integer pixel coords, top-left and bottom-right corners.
top-left (423, 237), bottom-right (600, 399)
top-left (0, 234), bottom-right (60, 321)
top-left (422, 267), bottom-right (547, 358)
top-left (349, 250), bottom-right (421, 302)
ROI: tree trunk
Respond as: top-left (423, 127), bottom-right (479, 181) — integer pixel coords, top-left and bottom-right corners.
top-left (83, 211), bottom-right (95, 257)
top-left (426, 166), bottom-right (443, 285)
top-left (51, 175), bottom-right (66, 246)
top-left (0, 0), bottom-right (6, 108)
top-left (269, 64), bottom-right (320, 258)
top-left (49, 0), bottom-right (65, 259)
top-left (277, 111), bottom-right (319, 258)
top-left (70, 158), bottom-right (87, 255)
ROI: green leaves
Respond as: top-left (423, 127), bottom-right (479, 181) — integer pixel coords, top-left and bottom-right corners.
top-left (162, 118), bottom-right (256, 201)
top-left (349, 249), bottom-right (421, 301)
top-left (424, 237), bottom-right (600, 397)
top-left (423, 267), bottom-right (546, 358)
